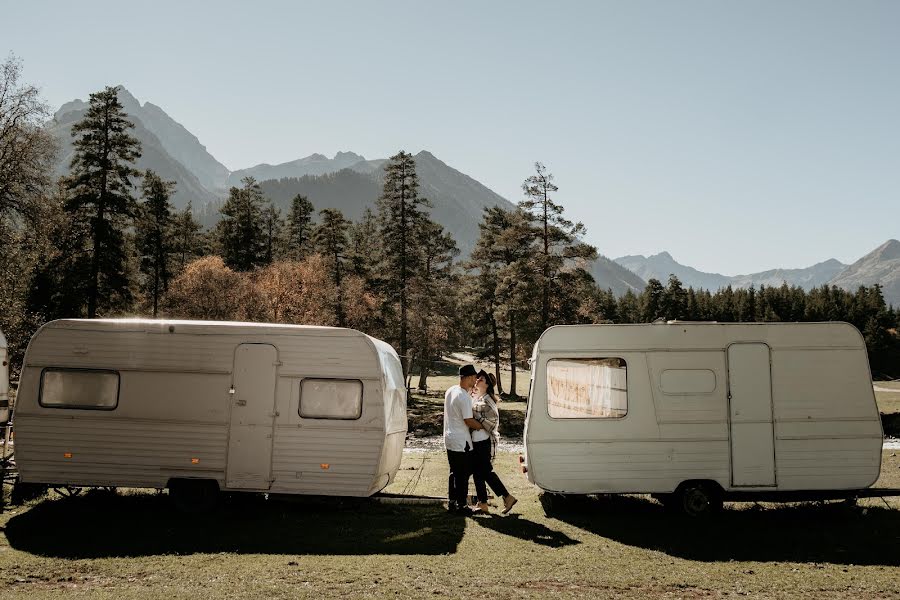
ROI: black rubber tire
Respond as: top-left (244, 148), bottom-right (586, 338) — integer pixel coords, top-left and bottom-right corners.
top-left (675, 482), bottom-right (723, 517)
top-left (169, 479), bottom-right (220, 513)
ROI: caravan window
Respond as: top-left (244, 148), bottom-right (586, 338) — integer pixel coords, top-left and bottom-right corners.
top-left (547, 358), bottom-right (627, 419)
top-left (39, 369), bottom-right (119, 410)
top-left (300, 378), bottom-right (363, 420)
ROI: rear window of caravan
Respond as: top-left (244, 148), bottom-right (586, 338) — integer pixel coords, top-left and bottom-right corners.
top-left (547, 358), bottom-right (627, 419)
top-left (299, 378), bottom-right (363, 420)
top-left (39, 369), bottom-right (120, 410)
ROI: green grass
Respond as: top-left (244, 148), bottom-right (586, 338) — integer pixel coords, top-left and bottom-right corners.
top-left (875, 381), bottom-right (900, 415)
top-left (2, 452), bottom-right (900, 599)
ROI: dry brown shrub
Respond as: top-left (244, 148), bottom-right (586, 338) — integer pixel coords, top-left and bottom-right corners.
top-left (165, 256), bottom-right (242, 320)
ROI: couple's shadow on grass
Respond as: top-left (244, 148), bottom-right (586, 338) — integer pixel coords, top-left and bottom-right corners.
top-left (471, 512), bottom-right (579, 548)
top-left (542, 493), bottom-right (900, 566)
top-left (4, 491), bottom-right (468, 558)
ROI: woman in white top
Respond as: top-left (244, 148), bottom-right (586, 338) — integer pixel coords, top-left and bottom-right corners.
top-left (471, 370), bottom-right (517, 514)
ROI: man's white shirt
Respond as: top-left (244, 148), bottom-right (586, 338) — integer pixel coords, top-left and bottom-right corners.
top-left (443, 384), bottom-right (474, 452)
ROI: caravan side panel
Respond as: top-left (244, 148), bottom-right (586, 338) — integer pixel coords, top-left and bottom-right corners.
top-left (771, 347), bottom-right (881, 490)
top-left (269, 334), bottom-right (391, 497)
top-left (15, 367), bottom-right (230, 488)
top-left (16, 321), bottom-right (402, 497)
top-left (525, 349), bottom-right (731, 494)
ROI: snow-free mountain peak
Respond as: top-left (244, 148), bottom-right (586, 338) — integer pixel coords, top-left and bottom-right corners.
top-left (829, 239), bottom-right (900, 306)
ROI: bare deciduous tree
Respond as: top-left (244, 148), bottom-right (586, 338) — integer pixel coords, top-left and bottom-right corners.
top-left (0, 54), bottom-right (57, 225)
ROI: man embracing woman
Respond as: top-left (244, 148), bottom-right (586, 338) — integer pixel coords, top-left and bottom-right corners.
top-left (443, 364), bottom-right (517, 515)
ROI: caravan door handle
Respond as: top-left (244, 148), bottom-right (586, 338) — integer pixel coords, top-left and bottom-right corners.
top-left (235, 399), bottom-right (247, 407)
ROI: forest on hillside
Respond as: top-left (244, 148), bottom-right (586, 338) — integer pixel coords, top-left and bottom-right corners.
top-left (2, 59), bottom-right (899, 394)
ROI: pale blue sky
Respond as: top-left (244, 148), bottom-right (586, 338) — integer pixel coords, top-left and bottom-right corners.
top-left (3, 0), bottom-right (898, 274)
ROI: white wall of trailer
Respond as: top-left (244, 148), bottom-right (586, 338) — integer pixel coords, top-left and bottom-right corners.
top-left (14, 320), bottom-right (406, 497)
top-left (524, 322), bottom-right (882, 495)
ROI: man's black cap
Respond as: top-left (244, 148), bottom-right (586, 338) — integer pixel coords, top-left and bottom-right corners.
top-left (459, 364), bottom-right (478, 377)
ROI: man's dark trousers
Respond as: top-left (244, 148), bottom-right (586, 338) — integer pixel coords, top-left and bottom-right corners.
top-left (447, 447), bottom-right (473, 510)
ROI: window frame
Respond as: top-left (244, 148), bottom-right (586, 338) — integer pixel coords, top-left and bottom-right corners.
top-left (545, 357), bottom-right (629, 421)
top-left (38, 367), bottom-right (121, 410)
top-left (658, 368), bottom-right (718, 396)
top-left (298, 377), bottom-right (364, 421)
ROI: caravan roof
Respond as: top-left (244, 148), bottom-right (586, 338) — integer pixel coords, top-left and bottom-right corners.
top-left (535, 321), bottom-right (865, 352)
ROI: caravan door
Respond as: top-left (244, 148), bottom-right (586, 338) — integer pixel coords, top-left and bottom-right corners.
top-left (226, 344), bottom-right (278, 489)
top-left (727, 343), bottom-right (776, 487)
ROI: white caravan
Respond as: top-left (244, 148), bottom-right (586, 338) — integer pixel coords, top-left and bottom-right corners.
top-left (523, 322), bottom-right (884, 515)
top-left (14, 319), bottom-right (406, 506)
top-left (0, 329), bottom-right (8, 424)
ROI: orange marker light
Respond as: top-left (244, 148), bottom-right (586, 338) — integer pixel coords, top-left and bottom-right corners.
top-left (191, 458), bottom-right (200, 464)
top-left (63, 452), bottom-right (73, 459)
top-left (320, 463), bottom-right (330, 470)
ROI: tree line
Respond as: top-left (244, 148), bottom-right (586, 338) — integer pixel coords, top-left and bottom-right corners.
top-left (2, 60), bottom-right (899, 393)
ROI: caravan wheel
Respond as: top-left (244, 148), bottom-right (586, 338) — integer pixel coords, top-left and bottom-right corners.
top-left (675, 482), bottom-right (723, 517)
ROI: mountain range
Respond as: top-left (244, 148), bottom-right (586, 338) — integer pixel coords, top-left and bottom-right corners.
top-left (47, 88), bottom-right (897, 303)
top-left (48, 87), bottom-right (643, 295)
top-left (615, 241), bottom-right (900, 306)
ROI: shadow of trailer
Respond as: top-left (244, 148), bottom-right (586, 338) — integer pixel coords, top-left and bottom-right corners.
top-left (523, 321), bottom-right (898, 516)
top-left (11, 319), bottom-right (408, 510)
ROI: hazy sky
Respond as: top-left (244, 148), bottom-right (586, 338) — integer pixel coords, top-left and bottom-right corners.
top-left (3, 0), bottom-right (898, 274)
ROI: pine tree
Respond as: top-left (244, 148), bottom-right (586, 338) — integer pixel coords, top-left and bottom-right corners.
top-left (171, 202), bottom-right (204, 272)
top-left (641, 278), bottom-right (666, 321)
top-left (284, 194), bottom-right (315, 259)
top-left (520, 162), bottom-right (597, 331)
top-left (136, 170), bottom-right (175, 317)
top-left (262, 204), bottom-right (283, 264)
top-left (313, 208), bottom-right (351, 326)
top-left (489, 208), bottom-right (540, 398)
top-left (412, 219), bottom-right (459, 390)
top-left (216, 176), bottom-right (267, 271)
top-left (467, 206), bottom-right (513, 392)
top-left (348, 207), bottom-right (378, 281)
top-left (663, 275), bottom-right (688, 320)
top-left (65, 85), bottom-right (142, 317)
top-left (376, 150), bottom-right (431, 375)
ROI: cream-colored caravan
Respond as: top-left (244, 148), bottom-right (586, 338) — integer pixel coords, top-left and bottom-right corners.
top-left (524, 322), bottom-right (883, 515)
top-left (14, 319), bottom-right (406, 506)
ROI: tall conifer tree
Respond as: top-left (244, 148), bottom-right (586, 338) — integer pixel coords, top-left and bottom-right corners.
top-left (216, 176), bottom-right (267, 271)
top-left (412, 218), bottom-right (458, 390)
top-left (348, 207), bottom-right (378, 281)
top-left (284, 194), bottom-right (315, 259)
top-left (313, 208), bottom-right (351, 326)
top-left (262, 204), bottom-right (283, 264)
top-left (520, 162), bottom-right (597, 331)
top-left (136, 170), bottom-right (175, 317)
top-left (171, 202), bottom-right (204, 272)
top-left (65, 85), bottom-right (141, 317)
top-left (376, 150), bottom-right (431, 375)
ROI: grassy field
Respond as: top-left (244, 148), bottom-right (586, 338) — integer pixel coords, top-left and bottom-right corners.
top-left (1, 378), bottom-right (897, 598)
top-left (875, 381), bottom-right (900, 415)
top-left (1, 452), bottom-right (900, 599)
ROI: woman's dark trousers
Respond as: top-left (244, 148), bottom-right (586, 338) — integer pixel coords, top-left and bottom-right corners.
top-left (472, 438), bottom-right (508, 503)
